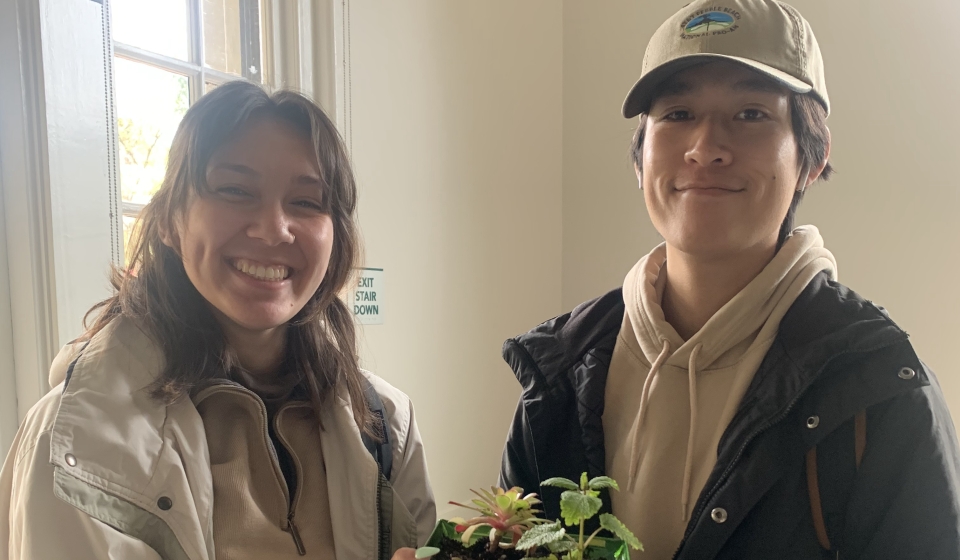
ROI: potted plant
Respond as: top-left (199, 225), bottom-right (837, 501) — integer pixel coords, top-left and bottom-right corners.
top-left (416, 473), bottom-right (642, 560)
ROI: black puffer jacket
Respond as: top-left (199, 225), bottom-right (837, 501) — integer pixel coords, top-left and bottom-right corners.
top-left (500, 272), bottom-right (960, 559)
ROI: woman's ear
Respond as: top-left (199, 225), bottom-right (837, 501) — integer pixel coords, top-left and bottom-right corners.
top-left (158, 218), bottom-right (181, 251)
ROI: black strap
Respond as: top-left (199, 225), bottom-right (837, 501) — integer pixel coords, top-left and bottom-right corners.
top-left (360, 377), bottom-right (393, 481)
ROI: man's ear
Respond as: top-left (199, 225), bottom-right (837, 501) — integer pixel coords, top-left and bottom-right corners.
top-left (806, 126), bottom-right (832, 186)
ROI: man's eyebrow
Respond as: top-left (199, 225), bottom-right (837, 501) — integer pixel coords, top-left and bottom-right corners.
top-left (657, 80), bottom-right (694, 98)
top-left (731, 78), bottom-right (786, 94)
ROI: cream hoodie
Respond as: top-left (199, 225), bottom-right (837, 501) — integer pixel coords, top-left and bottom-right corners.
top-left (604, 226), bottom-right (837, 559)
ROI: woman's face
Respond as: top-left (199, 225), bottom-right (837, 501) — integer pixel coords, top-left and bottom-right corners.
top-left (170, 117), bottom-right (335, 335)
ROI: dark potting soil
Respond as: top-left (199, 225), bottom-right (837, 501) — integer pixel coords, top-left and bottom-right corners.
top-left (432, 536), bottom-right (552, 560)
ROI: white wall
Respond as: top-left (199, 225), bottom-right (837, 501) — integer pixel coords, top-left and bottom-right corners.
top-left (346, 1), bottom-right (564, 515)
top-left (561, 0), bottom-right (960, 422)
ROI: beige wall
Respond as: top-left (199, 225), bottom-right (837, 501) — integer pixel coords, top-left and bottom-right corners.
top-left (346, 1), bottom-right (563, 515)
top-left (561, 0), bottom-right (960, 420)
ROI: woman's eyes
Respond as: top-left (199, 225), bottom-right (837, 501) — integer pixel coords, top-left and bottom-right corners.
top-left (213, 186), bottom-right (324, 211)
top-left (215, 185), bottom-right (251, 197)
top-left (293, 199), bottom-right (325, 211)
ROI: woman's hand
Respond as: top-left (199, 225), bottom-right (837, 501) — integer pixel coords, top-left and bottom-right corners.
top-left (391, 547), bottom-right (418, 560)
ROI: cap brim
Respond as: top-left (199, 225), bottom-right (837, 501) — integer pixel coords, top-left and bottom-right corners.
top-left (621, 54), bottom-right (813, 118)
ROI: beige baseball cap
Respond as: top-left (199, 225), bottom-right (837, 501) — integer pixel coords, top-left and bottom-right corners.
top-left (622, 0), bottom-right (829, 118)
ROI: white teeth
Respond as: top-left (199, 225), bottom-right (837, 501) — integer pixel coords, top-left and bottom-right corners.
top-left (232, 259), bottom-right (289, 282)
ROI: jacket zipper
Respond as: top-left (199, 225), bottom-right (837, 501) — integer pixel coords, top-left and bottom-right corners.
top-left (670, 343), bottom-right (900, 560)
top-left (288, 512), bottom-right (306, 555)
top-left (671, 389), bottom-right (806, 560)
top-left (275, 405), bottom-right (308, 557)
top-left (200, 383), bottom-right (307, 556)
top-left (376, 465), bottom-right (388, 560)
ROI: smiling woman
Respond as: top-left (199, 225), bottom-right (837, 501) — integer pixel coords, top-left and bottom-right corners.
top-left (0, 81), bottom-right (436, 560)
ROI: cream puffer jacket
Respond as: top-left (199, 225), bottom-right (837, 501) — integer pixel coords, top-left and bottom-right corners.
top-left (0, 317), bottom-right (436, 560)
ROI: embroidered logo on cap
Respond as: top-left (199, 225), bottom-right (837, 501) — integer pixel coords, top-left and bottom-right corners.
top-left (681, 8), bottom-right (741, 39)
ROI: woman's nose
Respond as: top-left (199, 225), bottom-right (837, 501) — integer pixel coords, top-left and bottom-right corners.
top-left (247, 202), bottom-right (295, 245)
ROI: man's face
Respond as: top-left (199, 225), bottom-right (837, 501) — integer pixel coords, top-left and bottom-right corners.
top-left (640, 61), bottom-right (804, 260)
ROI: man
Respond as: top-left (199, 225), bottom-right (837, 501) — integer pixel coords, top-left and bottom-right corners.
top-left (499, 1), bottom-right (960, 558)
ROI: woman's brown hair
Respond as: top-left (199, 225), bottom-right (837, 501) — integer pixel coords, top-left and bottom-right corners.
top-left (84, 80), bottom-right (373, 434)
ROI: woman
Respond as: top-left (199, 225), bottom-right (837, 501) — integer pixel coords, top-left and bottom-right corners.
top-left (0, 81), bottom-right (435, 560)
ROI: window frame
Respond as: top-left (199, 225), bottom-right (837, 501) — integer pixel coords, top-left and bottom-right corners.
top-left (0, 0), bottom-right (340, 456)
top-left (113, 0), bottom-right (262, 220)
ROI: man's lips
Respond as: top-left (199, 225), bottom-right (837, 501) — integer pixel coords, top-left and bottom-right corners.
top-left (676, 186), bottom-right (744, 194)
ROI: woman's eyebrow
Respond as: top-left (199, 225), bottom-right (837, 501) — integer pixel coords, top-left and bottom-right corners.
top-left (212, 163), bottom-right (260, 177)
top-left (294, 174), bottom-right (323, 186)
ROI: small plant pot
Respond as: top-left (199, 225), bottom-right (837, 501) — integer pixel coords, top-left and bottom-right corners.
top-left (424, 520), bottom-right (633, 560)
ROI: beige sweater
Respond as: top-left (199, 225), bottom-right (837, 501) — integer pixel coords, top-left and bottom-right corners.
top-left (194, 384), bottom-right (337, 560)
top-left (604, 226), bottom-right (837, 559)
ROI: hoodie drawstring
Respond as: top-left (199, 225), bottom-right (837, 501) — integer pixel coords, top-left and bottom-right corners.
top-left (625, 338), bottom-right (705, 521)
top-left (627, 338), bottom-right (672, 491)
top-left (681, 343), bottom-right (703, 521)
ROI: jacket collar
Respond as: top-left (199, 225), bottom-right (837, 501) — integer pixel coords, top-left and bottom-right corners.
top-left (48, 317), bottom-right (388, 560)
top-left (506, 272), bottom-right (920, 415)
top-left (49, 317), bottom-right (214, 560)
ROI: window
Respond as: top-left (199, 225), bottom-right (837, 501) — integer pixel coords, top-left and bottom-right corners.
top-left (111, 0), bottom-right (263, 253)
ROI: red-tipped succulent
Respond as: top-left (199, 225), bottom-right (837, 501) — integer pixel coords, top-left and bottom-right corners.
top-left (449, 486), bottom-right (546, 552)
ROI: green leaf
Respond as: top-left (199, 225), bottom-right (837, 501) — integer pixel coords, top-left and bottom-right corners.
top-left (515, 520), bottom-right (566, 550)
top-left (599, 513), bottom-right (642, 551)
top-left (549, 540), bottom-right (576, 553)
top-left (587, 476), bottom-right (620, 492)
top-left (559, 491), bottom-right (602, 526)
top-left (496, 494), bottom-right (512, 511)
top-left (580, 472), bottom-right (589, 490)
top-left (541, 477), bottom-right (578, 490)
top-left (414, 546), bottom-right (440, 559)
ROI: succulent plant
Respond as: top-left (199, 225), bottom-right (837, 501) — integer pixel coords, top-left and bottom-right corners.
top-left (448, 486), bottom-right (546, 551)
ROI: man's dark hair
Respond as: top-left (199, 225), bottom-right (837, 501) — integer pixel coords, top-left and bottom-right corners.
top-left (629, 91), bottom-right (833, 249)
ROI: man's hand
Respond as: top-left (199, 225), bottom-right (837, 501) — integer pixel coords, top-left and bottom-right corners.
top-left (391, 547), bottom-right (418, 560)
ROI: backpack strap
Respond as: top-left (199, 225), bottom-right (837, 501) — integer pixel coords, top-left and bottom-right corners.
top-left (807, 410), bottom-right (867, 552)
top-left (360, 377), bottom-right (394, 481)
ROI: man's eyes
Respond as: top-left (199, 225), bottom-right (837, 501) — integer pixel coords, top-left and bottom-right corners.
top-left (737, 108), bottom-right (769, 121)
top-left (659, 109), bottom-right (769, 122)
top-left (662, 110), bottom-right (693, 121)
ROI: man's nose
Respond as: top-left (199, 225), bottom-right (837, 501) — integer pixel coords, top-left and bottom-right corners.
top-left (684, 118), bottom-right (733, 167)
